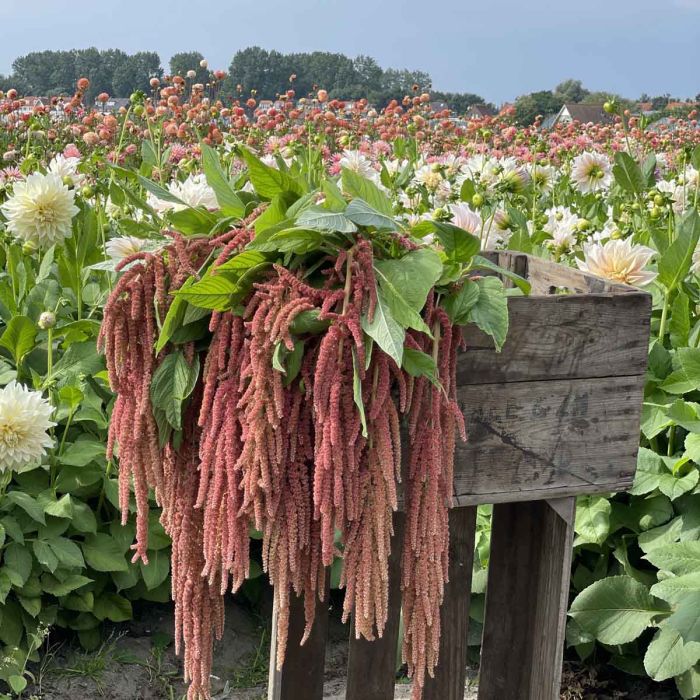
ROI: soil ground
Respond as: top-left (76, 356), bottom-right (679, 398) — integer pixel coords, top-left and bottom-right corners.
top-left (28, 596), bottom-right (680, 700)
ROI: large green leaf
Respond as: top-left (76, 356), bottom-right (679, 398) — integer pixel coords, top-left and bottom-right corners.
top-left (574, 495), bottom-right (611, 546)
top-left (200, 142), bottom-right (245, 216)
top-left (644, 626), bottom-right (700, 682)
top-left (82, 533), bottom-right (129, 572)
top-left (0, 315), bottom-right (37, 364)
top-left (667, 592), bottom-right (700, 644)
top-left (296, 207), bottom-right (357, 233)
top-left (466, 277), bottom-right (509, 351)
top-left (613, 152), bottom-right (645, 195)
top-left (345, 198), bottom-right (397, 230)
top-left (150, 352), bottom-right (200, 432)
top-left (361, 288), bottom-right (405, 366)
top-left (374, 249), bottom-right (442, 312)
top-left (645, 543), bottom-right (700, 577)
top-left (661, 348), bottom-right (700, 395)
top-left (241, 148), bottom-right (303, 199)
top-left (658, 209), bottom-right (700, 292)
top-left (340, 169), bottom-right (393, 216)
top-left (569, 576), bottom-right (668, 644)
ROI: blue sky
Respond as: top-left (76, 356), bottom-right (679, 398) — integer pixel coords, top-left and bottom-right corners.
top-left (1, 0), bottom-right (698, 103)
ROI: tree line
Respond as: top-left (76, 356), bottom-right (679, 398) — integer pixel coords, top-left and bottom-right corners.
top-left (0, 46), bottom-right (491, 112)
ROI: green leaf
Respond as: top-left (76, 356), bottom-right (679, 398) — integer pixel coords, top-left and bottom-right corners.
top-left (200, 142), bottom-right (244, 216)
top-left (569, 576), bottom-right (668, 644)
top-left (671, 292), bottom-right (691, 347)
top-left (402, 347), bottom-right (441, 388)
top-left (466, 277), bottom-right (509, 351)
top-left (352, 349), bottom-right (368, 439)
top-left (42, 573), bottom-right (92, 597)
top-left (60, 440), bottom-right (105, 468)
top-left (0, 315), bottom-right (37, 364)
top-left (667, 592), bottom-right (700, 644)
top-left (345, 198), bottom-right (397, 230)
top-left (241, 148), bottom-right (303, 199)
top-left (137, 175), bottom-right (185, 206)
top-left (44, 494), bottom-right (73, 519)
top-left (430, 221), bottom-right (481, 262)
top-left (630, 448), bottom-right (664, 495)
top-left (443, 280), bottom-right (480, 326)
top-left (676, 663), bottom-right (700, 700)
top-left (48, 536), bottom-right (84, 568)
top-left (644, 627), bottom-right (700, 682)
top-left (296, 207), bottom-right (357, 233)
top-left (3, 542), bottom-right (33, 586)
top-left (33, 540), bottom-right (59, 572)
top-left (52, 340), bottom-right (104, 388)
top-left (652, 572), bottom-right (700, 604)
top-left (140, 549), bottom-right (170, 591)
top-left (574, 495), bottom-right (611, 547)
top-left (658, 470), bottom-right (700, 501)
top-left (251, 227), bottom-right (325, 254)
top-left (361, 288), bottom-right (405, 366)
top-left (340, 168), bottom-right (393, 216)
top-left (93, 592), bottom-right (132, 622)
top-left (612, 152), bottom-right (645, 195)
top-left (661, 348), bottom-right (700, 395)
top-left (174, 273), bottom-right (238, 311)
top-left (658, 209), bottom-right (700, 292)
top-left (4, 491), bottom-right (45, 524)
top-left (150, 352), bottom-right (200, 432)
top-left (639, 516), bottom-right (684, 553)
top-left (8, 675), bottom-right (27, 694)
top-left (82, 533), bottom-right (129, 572)
top-left (645, 543), bottom-right (700, 576)
top-left (374, 249), bottom-right (442, 312)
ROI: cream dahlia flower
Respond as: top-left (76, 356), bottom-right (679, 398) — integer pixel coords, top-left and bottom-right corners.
top-left (577, 239), bottom-right (656, 286)
top-left (47, 154), bottom-right (84, 186)
top-left (570, 151), bottom-right (612, 194)
top-left (1, 172), bottom-right (79, 247)
top-left (339, 149), bottom-right (376, 179)
top-left (449, 202), bottom-right (482, 235)
top-left (0, 381), bottom-right (55, 472)
top-left (147, 173), bottom-right (218, 213)
top-left (105, 235), bottom-right (150, 262)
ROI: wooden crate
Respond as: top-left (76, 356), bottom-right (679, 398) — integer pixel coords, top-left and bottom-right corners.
top-left (267, 252), bottom-right (652, 700)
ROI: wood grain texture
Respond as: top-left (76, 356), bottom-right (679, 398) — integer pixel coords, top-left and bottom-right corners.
top-left (423, 507), bottom-right (477, 700)
top-left (453, 374), bottom-right (644, 504)
top-left (459, 292), bottom-right (651, 385)
top-left (478, 498), bottom-right (575, 700)
top-left (346, 512), bottom-right (406, 700)
top-left (267, 574), bottom-right (329, 700)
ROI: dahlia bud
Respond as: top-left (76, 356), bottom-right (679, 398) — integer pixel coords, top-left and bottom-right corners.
top-left (22, 241), bottom-right (38, 255)
top-left (38, 312), bottom-right (56, 330)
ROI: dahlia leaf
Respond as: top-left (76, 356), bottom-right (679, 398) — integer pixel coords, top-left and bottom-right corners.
top-left (200, 142), bottom-right (245, 217)
top-left (340, 168), bottom-right (393, 217)
top-left (0, 315), bottom-right (36, 365)
top-left (658, 209), bottom-right (700, 292)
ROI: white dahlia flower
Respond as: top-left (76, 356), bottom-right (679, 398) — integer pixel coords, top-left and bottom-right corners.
top-left (577, 239), bottom-right (656, 287)
top-left (449, 202), bottom-right (482, 235)
top-left (1, 172), bottom-right (79, 247)
top-left (0, 381), bottom-right (55, 472)
top-left (47, 154), bottom-right (84, 186)
top-left (338, 149), bottom-right (377, 179)
top-left (105, 235), bottom-right (150, 262)
top-left (570, 151), bottom-right (612, 194)
top-left (147, 173), bottom-right (218, 213)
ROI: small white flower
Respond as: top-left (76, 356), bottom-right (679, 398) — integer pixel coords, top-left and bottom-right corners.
top-left (47, 154), bottom-right (84, 186)
top-left (338, 149), bottom-right (376, 179)
top-left (577, 239), bottom-right (656, 287)
top-left (1, 172), bottom-right (79, 247)
top-left (570, 151), bottom-right (612, 194)
top-left (0, 381), bottom-right (55, 472)
top-left (105, 236), bottom-right (150, 262)
top-left (543, 206), bottom-right (578, 250)
top-left (147, 173), bottom-right (218, 213)
top-left (449, 202), bottom-right (482, 235)
top-left (530, 164), bottom-right (557, 193)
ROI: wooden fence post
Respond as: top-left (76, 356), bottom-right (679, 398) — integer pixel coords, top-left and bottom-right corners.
top-left (268, 572), bottom-right (330, 700)
top-left (477, 498), bottom-right (576, 700)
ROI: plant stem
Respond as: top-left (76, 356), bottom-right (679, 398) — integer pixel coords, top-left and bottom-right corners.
top-left (658, 294), bottom-right (670, 340)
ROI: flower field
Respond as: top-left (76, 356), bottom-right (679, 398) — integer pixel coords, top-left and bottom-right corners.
top-left (1, 75), bottom-right (700, 699)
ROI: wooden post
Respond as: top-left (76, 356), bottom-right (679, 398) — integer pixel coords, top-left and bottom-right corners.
top-left (346, 511), bottom-right (406, 700)
top-left (268, 572), bottom-right (330, 700)
top-left (478, 498), bottom-right (576, 700)
top-left (423, 506), bottom-right (477, 700)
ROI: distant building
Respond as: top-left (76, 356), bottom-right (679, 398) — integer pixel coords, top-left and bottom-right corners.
top-left (548, 103), bottom-right (615, 127)
top-left (96, 97), bottom-right (130, 112)
top-left (465, 104), bottom-right (496, 120)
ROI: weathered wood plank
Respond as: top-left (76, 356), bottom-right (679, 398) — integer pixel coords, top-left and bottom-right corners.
top-left (478, 498), bottom-right (575, 700)
top-left (453, 374), bottom-right (643, 504)
top-left (346, 512), bottom-right (406, 700)
top-left (268, 574), bottom-right (330, 700)
top-left (423, 507), bottom-right (477, 700)
top-left (459, 293), bottom-right (651, 385)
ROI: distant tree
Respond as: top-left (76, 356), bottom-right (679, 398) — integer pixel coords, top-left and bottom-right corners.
top-left (514, 90), bottom-right (562, 125)
top-left (554, 79), bottom-right (589, 104)
top-left (169, 51), bottom-right (209, 85)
